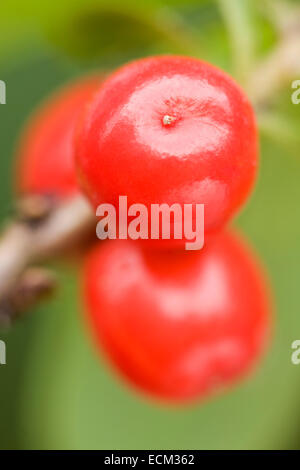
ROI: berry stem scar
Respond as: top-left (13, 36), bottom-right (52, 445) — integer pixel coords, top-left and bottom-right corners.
top-left (162, 114), bottom-right (176, 126)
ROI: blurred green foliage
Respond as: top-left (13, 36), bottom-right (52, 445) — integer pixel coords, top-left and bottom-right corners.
top-left (0, 0), bottom-right (300, 449)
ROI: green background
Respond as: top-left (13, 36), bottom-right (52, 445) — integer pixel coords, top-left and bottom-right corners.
top-left (0, 0), bottom-right (300, 449)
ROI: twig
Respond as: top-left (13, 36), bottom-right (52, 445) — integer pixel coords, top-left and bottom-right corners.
top-left (247, 31), bottom-right (300, 108)
top-left (0, 268), bottom-right (57, 328)
top-left (0, 194), bottom-right (95, 324)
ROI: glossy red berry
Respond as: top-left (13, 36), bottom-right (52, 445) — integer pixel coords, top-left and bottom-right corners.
top-left (16, 74), bottom-right (104, 198)
top-left (75, 56), bottom-right (258, 234)
top-left (83, 231), bottom-right (270, 403)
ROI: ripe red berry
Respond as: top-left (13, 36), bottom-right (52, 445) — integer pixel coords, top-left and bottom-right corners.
top-left (83, 231), bottom-right (270, 403)
top-left (75, 56), bottom-right (258, 235)
top-left (16, 74), bottom-right (104, 198)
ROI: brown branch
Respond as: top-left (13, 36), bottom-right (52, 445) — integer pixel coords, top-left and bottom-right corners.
top-left (247, 31), bottom-right (300, 108)
top-left (246, 3), bottom-right (300, 108)
top-left (0, 194), bottom-right (95, 325)
top-left (0, 268), bottom-right (57, 327)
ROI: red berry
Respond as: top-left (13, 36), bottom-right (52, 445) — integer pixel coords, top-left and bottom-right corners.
top-left (83, 231), bottom-right (270, 403)
top-left (75, 56), bottom-right (258, 235)
top-left (16, 74), bottom-right (104, 198)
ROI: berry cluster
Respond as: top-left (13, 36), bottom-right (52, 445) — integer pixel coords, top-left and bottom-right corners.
top-left (15, 56), bottom-right (270, 404)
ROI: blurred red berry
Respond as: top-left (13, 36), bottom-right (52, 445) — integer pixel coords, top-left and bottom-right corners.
top-left (83, 231), bottom-right (270, 403)
top-left (16, 74), bottom-right (104, 198)
top-left (75, 56), bottom-right (258, 236)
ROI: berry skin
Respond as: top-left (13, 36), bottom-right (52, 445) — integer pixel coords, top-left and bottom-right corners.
top-left (16, 74), bottom-right (104, 198)
top-left (83, 231), bottom-right (270, 403)
top-left (75, 56), bottom-right (258, 235)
